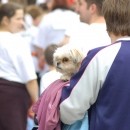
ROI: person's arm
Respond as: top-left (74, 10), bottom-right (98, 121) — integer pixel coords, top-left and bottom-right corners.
top-left (26, 79), bottom-right (39, 119)
top-left (35, 45), bottom-right (45, 70)
top-left (26, 79), bottom-right (39, 104)
top-left (59, 35), bottom-right (70, 46)
top-left (60, 55), bottom-right (100, 124)
top-left (33, 20), bottom-right (49, 70)
top-left (59, 45), bottom-right (117, 124)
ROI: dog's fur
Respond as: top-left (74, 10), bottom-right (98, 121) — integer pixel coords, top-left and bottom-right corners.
top-left (53, 45), bottom-right (85, 81)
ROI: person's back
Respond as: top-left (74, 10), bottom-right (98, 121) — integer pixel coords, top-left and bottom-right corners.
top-left (88, 38), bottom-right (130, 130)
top-left (83, 23), bottom-right (110, 53)
top-left (88, 0), bottom-right (130, 129)
top-left (35, 8), bottom-right (79, 49)
top-left (69, 22), bottom-right (110, 54)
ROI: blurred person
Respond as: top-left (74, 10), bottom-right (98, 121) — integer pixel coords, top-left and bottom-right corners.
top-left (71, 0), bottom-right (110, 53)
top-left (60, 0), bottom-right (130, 129)
top-left (25, 6), bottom-right (54, 126)
top-left (33, 0), bottom-right (80, 74)
top-left (59, 0), bottom-right (89, 47)
top-left (25, 4), bottom-right (43, 26)
top-left (22, 4), bottom-right (44, 87)
top-left (40, 44), bottom-right (61, 94)
top-left (20, 4), bottom-right (49, 99)
top-left (0, 2), bottom-right (38, 130)
top-left (62, 0), bottom-right (111, 55)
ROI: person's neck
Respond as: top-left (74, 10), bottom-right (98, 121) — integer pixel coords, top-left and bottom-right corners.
top-left (49, 66), bottom-right (56, 71)
top-left (89, 15), bottom-right (106, 24)
top-left (0, 26), bottom-right (9, 32)
top-left (109, 33), bottom-right (126, 43)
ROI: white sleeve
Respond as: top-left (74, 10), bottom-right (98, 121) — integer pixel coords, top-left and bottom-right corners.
top-left (60, 43), bottom-right (120, 124)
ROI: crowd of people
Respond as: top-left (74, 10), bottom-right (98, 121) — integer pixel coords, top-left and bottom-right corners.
top-left (0, 0), bottom-right (130, 130)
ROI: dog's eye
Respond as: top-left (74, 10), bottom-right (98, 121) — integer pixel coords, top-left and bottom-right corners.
top-left (63, 57), bottom-right (69, 62)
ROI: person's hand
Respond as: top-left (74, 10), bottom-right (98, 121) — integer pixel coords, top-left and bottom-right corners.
top-left (28, 107), bottom-right (35, 119)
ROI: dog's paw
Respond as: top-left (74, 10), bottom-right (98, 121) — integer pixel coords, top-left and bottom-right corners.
top-left (60, 75), bottom-right (70, 82)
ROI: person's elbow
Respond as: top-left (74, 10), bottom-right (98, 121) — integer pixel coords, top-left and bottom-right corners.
top-left (60, 110), bottom-right (76, 125)
top-left (59, 105), bottom-right (85, 125)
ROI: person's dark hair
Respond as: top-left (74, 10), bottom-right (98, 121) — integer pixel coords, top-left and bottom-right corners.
top-left (0, 2), bottom-right (23, 24)
top-left (51, 0), bottom-right (70, 11)
top-left (85, 0), bottom-right (103, 16)
top-left (44, 44), bottom-right (58, 66)
top-left (102, 0), bottom-right (130, 36)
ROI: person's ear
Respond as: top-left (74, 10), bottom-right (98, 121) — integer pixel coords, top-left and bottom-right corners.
top-left (1, 16), bottom-right (10, 26)
top-left (90, 4), bottom-right (97, 14)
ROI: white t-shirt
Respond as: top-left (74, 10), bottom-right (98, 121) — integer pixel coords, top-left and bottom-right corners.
top-left (68, 23), bottom-right (111, 55)
top-left (0, 32), bottom-right (37, 83)
top-left (33, 9), bottom-right (80, 50)
top-left (40, 70), bottom-right (62, 94)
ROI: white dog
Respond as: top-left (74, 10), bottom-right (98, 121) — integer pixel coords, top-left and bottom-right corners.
top-left (53, 45), bottom-right (85, 81)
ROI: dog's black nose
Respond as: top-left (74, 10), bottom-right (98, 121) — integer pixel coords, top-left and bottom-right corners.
top-left (57, 62), bottom-right (60, 66)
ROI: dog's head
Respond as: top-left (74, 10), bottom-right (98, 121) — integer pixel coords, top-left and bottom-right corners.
top-left (53, 45), bottom-right (85, 77)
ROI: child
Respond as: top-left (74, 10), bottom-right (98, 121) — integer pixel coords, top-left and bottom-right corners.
top-left (40, 44), bottom-right (62, 94)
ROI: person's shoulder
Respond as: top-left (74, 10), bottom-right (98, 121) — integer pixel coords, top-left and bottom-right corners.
top-left (39, 12), bottom-right (55, 27)
top-left (43, 10), bottom-right (59, 19)
top-left (87, 43), bottom-right (121, 59)
top-left (64, 10), bottom-right (79, 19)
top-left (0, 32), bottom-right (13, 38)
top-left (0, 32), bottom-right (15, 46)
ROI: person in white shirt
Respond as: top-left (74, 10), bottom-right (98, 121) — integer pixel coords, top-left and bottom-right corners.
top-left (33, 0), bottom-right (80, 74)
top-left (0, 2), bottom-right (38, 130)
top-left (23, 5), bottom-right (44, 86)
top-left (62, 0), bottom-right (111, 55)
top-left (40, 44), bottom-right (61, 94)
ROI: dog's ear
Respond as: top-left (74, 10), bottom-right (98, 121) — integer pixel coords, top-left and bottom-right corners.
top-left (77, 62), bottom-right (82, 69)
top-left (73, 49), bottom-right (85, 63)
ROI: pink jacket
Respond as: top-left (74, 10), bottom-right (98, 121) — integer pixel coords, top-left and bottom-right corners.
top-left (32, 79), bottom-right (69, 130)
